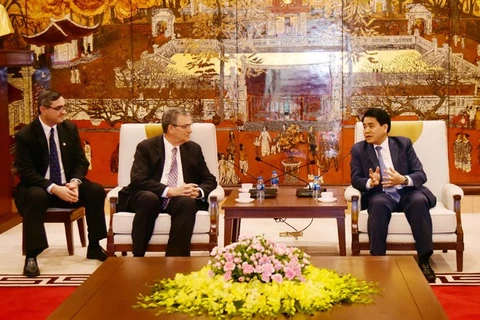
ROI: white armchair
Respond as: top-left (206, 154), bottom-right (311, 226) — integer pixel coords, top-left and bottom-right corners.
top-left (106, 123), bottom-right (225, 256)
top-left (344, 120), bottom-right (464, 271)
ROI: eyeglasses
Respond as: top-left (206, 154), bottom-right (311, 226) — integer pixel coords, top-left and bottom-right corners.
top-left (45, 105), bottom-right (68, 112)
top-left (172, 123), bottom-right (193, 129)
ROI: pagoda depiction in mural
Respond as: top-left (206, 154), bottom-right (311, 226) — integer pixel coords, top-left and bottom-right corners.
top-left (5, 0), bottom-right (480, 185)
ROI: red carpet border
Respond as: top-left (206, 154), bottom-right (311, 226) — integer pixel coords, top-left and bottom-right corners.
top-left (0, 274), bottom-right (89, 287)
top-left (431, 273), bottom-right (480, 286)
top-left (1, 273), bottom-right (479, 286)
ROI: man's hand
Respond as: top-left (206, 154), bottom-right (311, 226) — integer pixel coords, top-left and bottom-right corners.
top-left (168, 183), bottom-right (200, 199)
top-left (381, 167), bottom-right (404, 187)
top-left (52, 184), bottom-right (79, 203)
top-left (369, 166), bottom-right (381, 187)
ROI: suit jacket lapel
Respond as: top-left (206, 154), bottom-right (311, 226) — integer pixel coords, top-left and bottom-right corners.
top-left (154, 136), bottom-right (166, 180)
top-left (365, 143), bottom-right (378, 168)
top-left (57, 124), bottom-right (68, 168)
top-left (33, 119), bottom-right (49, 169)
top-left (389, 138), bottom-right (400, 169)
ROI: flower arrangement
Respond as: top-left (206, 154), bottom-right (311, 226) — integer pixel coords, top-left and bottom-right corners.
top-left (135, 235), bottom-right (378, 319)
top-left (208, 234), bottom-right (310, 283)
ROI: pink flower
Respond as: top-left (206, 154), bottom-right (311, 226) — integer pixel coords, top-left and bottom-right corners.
top-left (224, 261), bottom-right (236, 272)
top-left (261, 263), bottom-right (275, 274)
top-left (271, 273), bottom-right (283, 284)
top-left (284, 266), bottom-right (296, 280)
top-left (224, 271), bottom-right (232, 281)
top-left (258, 255), bottom-right (270, 264)
top-left (261, 272), bottom-right (272, 282)
top-left (242, 263), bottom-right (254, 274)
top-left (274, 244), bottom-right (287, 255)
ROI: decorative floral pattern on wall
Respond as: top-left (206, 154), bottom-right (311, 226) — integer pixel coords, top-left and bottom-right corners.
top-left (3, 0), bottom-right (480, 186)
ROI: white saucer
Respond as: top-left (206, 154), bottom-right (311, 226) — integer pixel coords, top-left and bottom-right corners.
top-left (235, 198), bottom-right (255, 203)
top-left (317, 197), bottom-right (337, 203)
top-left (238, 188), bottom-right (251, 193)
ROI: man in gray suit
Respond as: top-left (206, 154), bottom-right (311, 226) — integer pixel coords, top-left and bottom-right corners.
top-left (117, 108), bottom-right (217, 257)
top-left (15, 90), bottom-right (108, 277)
top-left (350, 108), bottom-right (436, 282)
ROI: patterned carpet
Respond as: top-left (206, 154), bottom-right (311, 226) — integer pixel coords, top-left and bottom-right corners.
top-left (1, 273), bottom-right (479, 287)
top-left (0, 274), bottom-right (89, 287)
top-left (432, 273), bottom-right (480, 286)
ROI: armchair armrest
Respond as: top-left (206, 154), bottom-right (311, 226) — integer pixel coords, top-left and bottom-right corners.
top-left (344, 185), bottom-right (361, 202)
top-left (344, 186), bottom-right (361, 236)
top-left (442, 183), bottom-right (464, 211)
top-left (208, 185), bottom-right (225, 203)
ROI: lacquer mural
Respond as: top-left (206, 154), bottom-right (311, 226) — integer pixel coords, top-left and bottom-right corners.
top-left (2, 0), bottom-right (480, 187)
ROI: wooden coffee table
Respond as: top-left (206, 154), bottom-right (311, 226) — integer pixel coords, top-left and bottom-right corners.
top-left (222, 187), bottom-right (347, 255)
top-left (48, 256), bottom-right (447, 319)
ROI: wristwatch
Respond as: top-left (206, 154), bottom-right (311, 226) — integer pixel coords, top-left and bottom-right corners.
top-left (403, 176), bottom-right (409, 186)
top-left (70, 178), bottom-right (82, 185)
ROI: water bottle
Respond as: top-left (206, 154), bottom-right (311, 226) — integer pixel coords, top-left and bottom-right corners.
top-left (256, 176), bottom-right (265, 200)
top-left (312, 175), bottom-right (321, 200)
top-left (271, 171), bottom-right (279, 189)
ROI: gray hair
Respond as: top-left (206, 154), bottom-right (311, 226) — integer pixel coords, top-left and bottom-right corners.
top-left (161, 108), bottom-right (190, 133)
top-left (37, 90), bottom-right (62, 114)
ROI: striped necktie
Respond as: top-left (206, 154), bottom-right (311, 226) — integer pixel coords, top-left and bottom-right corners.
top-left (49, 128), bottom-right (62, 185)
top-left (162, 147), bottom-right (178, 209)
top-left (375, 146), bottom-right (400, 202)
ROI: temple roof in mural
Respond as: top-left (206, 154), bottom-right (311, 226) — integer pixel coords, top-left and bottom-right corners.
top-left (23, 16), bottom-right (99, 46)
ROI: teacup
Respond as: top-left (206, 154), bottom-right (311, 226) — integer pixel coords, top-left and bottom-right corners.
top-left (241, 183), bottom-right (253, 190)
top-left (238, 192), bottom-right (252, 200)
top-left (321, 191), bottom-right (334, 199)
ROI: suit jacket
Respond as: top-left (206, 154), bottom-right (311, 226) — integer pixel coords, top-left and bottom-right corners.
top-left (15, 118), bottom-right (89, 190)
top-left (118, 135), bottom-right (217, 208)
top-left (350, 136), bottom-right (436, 210)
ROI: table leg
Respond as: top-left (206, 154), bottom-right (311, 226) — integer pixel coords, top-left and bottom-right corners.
top-left (233, 219), bottom-right (242, 242)
top-left (336, 217), bottom-right (346, 256)
top-left (224, 218), bottom-right (233, 246)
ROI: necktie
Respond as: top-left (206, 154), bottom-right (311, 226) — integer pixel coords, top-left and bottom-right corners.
top-left (163, 147), bottom-right (178, 209)
top-left (375, 146), bottom-right (400, 202)
top-left (49, 128), bottom-right (62, 185)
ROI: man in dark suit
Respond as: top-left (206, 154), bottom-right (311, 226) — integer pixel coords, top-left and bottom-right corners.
top-left (350, 108), bottom-right (436, 282)
top-left (117, 108), bottom-right (217, 257)
top-left (15, 90), bottom-right (108, 277)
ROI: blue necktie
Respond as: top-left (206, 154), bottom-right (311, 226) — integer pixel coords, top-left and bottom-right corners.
top-left (375, 146), bottom-right (400, 202)
top-left (49, 128), bottom-right (62, 185)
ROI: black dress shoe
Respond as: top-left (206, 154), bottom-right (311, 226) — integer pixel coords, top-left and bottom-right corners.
top-left (23, 258), bottom-right (40, 278)
top-left (419, 261), bottom-right (436, 283)
top-left (86, 246), bottom-right (108, 262)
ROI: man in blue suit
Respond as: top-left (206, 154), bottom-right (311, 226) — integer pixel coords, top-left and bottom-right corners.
top-left (350, 108), bottom-right (436, 282)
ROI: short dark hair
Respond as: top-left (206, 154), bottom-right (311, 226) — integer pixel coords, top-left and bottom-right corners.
top-left (362, 108), bottom-right (391, 133)
top-left (37, 90), bottom-right (62, 114)
top-left (161, 108), bottom-right (190, 133)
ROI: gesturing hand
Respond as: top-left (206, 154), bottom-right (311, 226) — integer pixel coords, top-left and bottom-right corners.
top-left (369, 166), bottom-right (381, 187)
